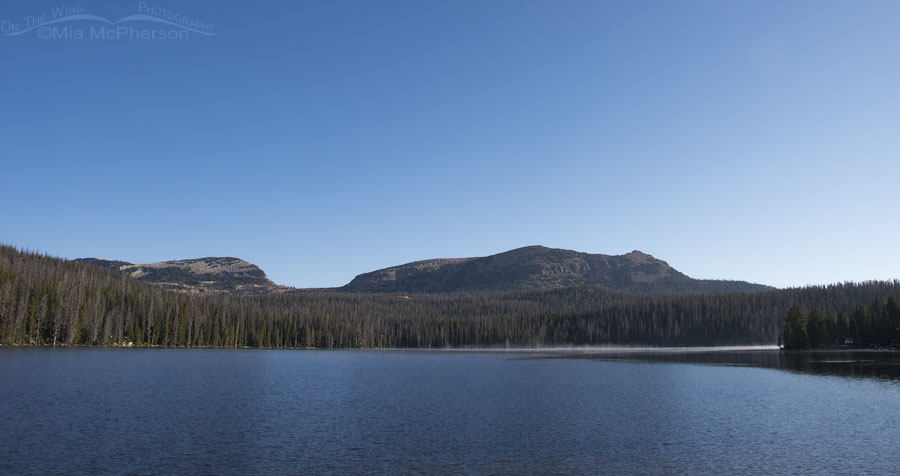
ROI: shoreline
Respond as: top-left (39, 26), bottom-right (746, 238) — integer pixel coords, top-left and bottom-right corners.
top-left (4, 344), bottom-right (896, 354)
top-left (0, 344), bottom-right (781, 352)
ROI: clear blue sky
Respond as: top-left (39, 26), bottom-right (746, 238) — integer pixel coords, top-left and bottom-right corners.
top-left (1, 0), bottom-right (898, 289)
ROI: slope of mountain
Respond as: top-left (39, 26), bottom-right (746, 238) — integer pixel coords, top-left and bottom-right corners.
top-left (75, 256), bottom-right (284, 294)
top-left (342, 245), bottom-right (772, 294)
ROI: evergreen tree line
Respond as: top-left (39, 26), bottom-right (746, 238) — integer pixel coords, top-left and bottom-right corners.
top-left (3, 245), bottom-right (900, 349)
top-left (782, 297), bottom-right (900, 349)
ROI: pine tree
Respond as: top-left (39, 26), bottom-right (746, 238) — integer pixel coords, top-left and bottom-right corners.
top-left (784, 307), bottom-right (808, 349)
top-left (807, 309), bottom-right (824, 348)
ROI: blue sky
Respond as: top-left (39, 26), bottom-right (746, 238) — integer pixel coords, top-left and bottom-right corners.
top-left (1, 0), bottom-right (898, 289)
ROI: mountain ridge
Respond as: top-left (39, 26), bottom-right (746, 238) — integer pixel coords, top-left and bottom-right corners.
top-left (75, 245), bottom-right (773, 295)
top-left (341, 245), bottom-right (772, 294)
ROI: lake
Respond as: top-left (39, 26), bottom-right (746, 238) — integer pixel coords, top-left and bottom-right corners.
top-left (1, 348), bottom-right (899, 475)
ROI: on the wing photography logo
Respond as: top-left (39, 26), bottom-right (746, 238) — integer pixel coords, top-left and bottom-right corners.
top-left (1, 2), bottom-right (216, 40)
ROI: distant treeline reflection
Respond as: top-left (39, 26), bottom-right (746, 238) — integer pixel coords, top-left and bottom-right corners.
top-left (2, 246), bottom-right (900, 349)
top-left (564, 350), bottom-right (900, 381)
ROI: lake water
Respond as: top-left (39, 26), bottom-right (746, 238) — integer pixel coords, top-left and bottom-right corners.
top-left (2, 348), bottom-right (899, 475)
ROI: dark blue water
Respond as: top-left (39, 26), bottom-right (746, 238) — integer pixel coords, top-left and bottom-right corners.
top-left (2, 349), bottom-right (899, 475)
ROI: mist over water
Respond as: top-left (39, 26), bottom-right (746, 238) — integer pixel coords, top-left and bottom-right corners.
top-left (2, 348), bottom-right (899, 475)
top-left (430, 345), bottom-right (781, 353)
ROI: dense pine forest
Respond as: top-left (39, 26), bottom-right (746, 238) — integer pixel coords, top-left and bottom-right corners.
top-left (2, 245), bottom-right (899, 349)
top-left (782, 297), bottom-right (900, 349)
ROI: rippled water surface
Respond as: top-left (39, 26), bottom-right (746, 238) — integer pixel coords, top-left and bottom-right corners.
top-left (2, 348), bottom-right (899, 475)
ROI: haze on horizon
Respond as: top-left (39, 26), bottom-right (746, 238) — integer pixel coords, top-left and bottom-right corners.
top-left (1, 0), bottom-right (898, 289)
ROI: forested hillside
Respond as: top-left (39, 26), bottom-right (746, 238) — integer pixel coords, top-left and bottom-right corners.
top-left (2, 245), bottom-right (898, 349)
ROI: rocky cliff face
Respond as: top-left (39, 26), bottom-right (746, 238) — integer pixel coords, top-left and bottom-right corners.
top-left (75, 257), bottom-right (284, 294)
